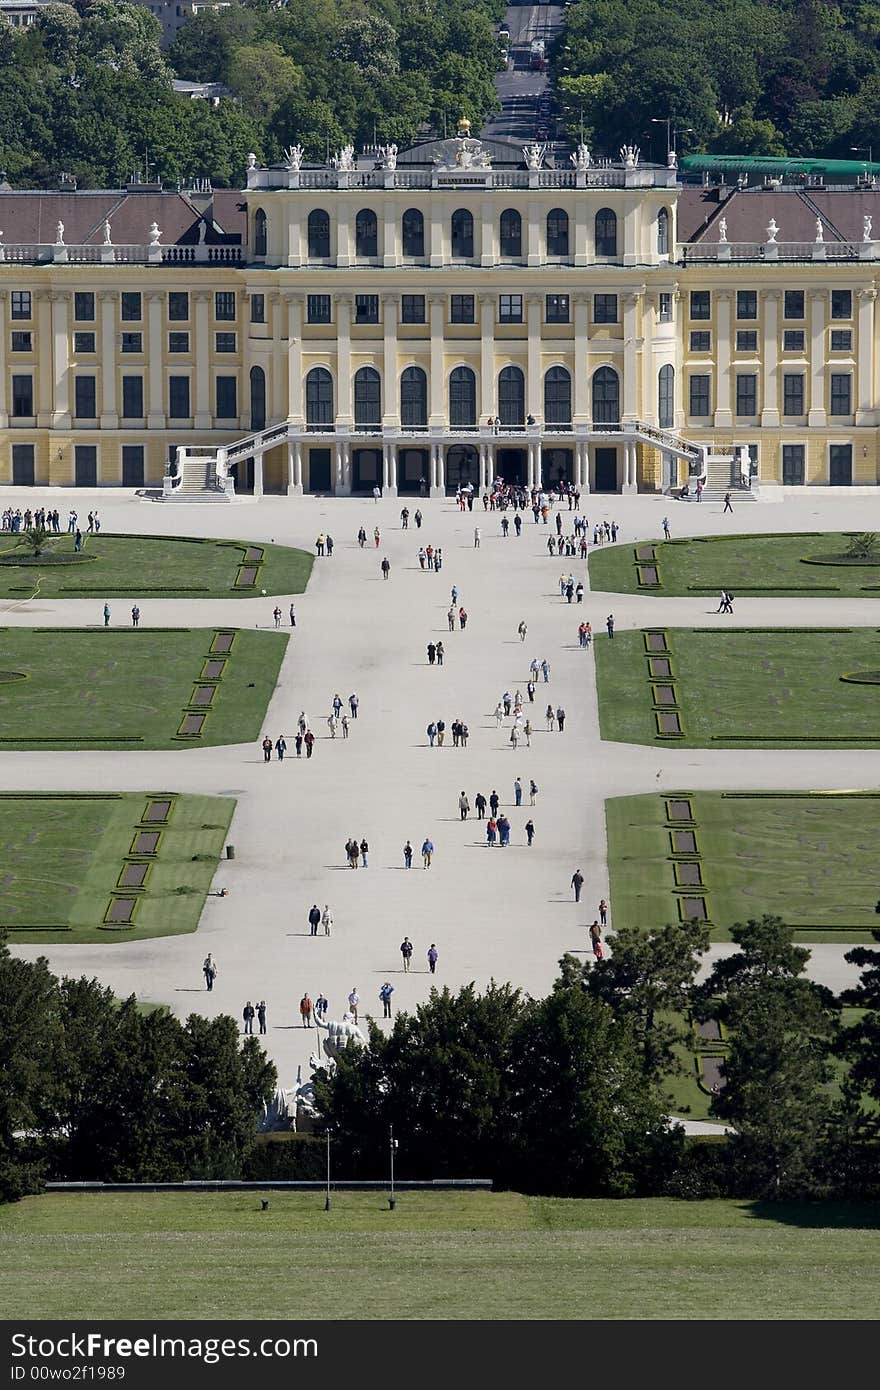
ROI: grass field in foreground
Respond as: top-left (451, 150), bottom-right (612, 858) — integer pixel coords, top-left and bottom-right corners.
top-left (0, 1192), bottom-right (877, 1320)
top-left (0, 792), bottom-right (233, 942)
top-left (0, 628), bottom-right (286, 749)
top-left (605, 791), bottom-right (880, 943)
top-left (588, 532), bottom-right (880, 597)
top-left (595, 627), bottom-right (880, 748)
top-left (0, 533), bottom-right (312, 599)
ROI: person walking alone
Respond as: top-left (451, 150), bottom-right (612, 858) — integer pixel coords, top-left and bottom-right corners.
top-left (525, 818), bottom-right (535, 846)
top-left (459, 791), bottom-right (470, 820)
top-left (421, 837), bottom-right (434, 868)
top-left (203, 953), bottom-right (218, 991)
top-left (723, 492), bottom-right (733, 514)
top-left (403, 839), bottom-right (413, 868)
top-left (571, 869), bottom-right (584, 903)
top-left (381, 556), bottom-right (391, 580)
top-left (606, 614), bottom-right (615, 639)
top-left (518, 620), bottom-right (527, 643)
top-left (103, 603), bottom-right (111, 628)
top-left (131, 605), bottom-right (140, 627)
top-left (300, 993), bottom-right (313, 1028)
top-left (380, 982), bottom-right (394, 1018)
top-left (400, 936), bottom-right (413, 971)
top-left (427, 943), bottom-right (438, 974)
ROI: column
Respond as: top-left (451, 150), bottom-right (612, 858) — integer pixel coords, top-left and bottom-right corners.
top-left (856, 286), bottom-right (876, 424)
top-left (36, 291), bottom-right (53, 427)
top-left (287, 214), bottom-right (302, 267)
top-left (271, 294), bottom-right (284, 423)
top-left (0, 291), bottom-right (7, 427)
top-left (527, 201), bottom-right (541, 267)
top-left (194, 291), bottom-right (211, 428)
top-left (383, 202), bottom-right (397, 267)
top-left (714, 290), bottom-right (732, 426)
top-left (527, 296), bottom-right (542, 420)
top-left (382, 295), bottom-right (399, 426)
top-left (432, 442), bottom-right (445, 498)
top-left (429, 206), bottom-right (444, 267)
top-left (574, 201), bottom-right (588, 267)
top-left (337, 439), bottom-right (351, 495)
top-left (286, 440), bottom-right (303, 496)
top-left (623, 206), bottom-right (639, 267)
top-left (336, 207), bottom-right (352, 266)
top-left (761, 290), bottom-right (780, 427)
top-left (335, 295), bottom-right (352, 425)
top-left (253, 450), bottom-right (264, 499)
top-left (622, 439), bottom-right (636, 494)
top-left (480, 295), bottom-right (495, 420)
top-left (479, 442), bottom-right (488, 491)
top-left (334, 440), bottom-right (343, 493)
top-left (146, 293), bottom-right (163, 429)
top-left (429, 296), bottom-right (444, 425)
top-left (286, 293), bottom-right (303, 422)
top-left (51, 292), bottom-right (70, 427)
top-left (622, 290), bottom-right (641, 421)
top-left (573, 294), bottom-right (589, 424)
top-left (480, 201), bottom-right (495, 266)
top-left (580, 440), bottom-right (591, 493)
top-left (808, 290), bottom-right (827, 426)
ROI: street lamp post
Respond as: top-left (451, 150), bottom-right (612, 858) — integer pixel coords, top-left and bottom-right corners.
top-left (651, 117), bottom-right (672, 160)
top-left (389, 1124), bottom-right (398, 1210)
top-left (851, 145), bottom-right (874, 166)
top-left (324, 1129), bottom-right (331, 1212)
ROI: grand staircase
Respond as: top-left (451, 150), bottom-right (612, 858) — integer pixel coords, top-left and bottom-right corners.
top-left (161, 447), bottom-right (233, 502)
top-left (700, 451), bottom-right (759, 503)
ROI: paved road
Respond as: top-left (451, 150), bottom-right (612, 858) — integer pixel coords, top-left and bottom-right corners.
top-left (4, 487), bottom-right (880, 1095)
top-left (484, 3), bottom-right (563, 142)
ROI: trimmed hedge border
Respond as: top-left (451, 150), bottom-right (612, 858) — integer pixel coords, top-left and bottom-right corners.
top-left (686, 584), bottom-right (837, 593)
top-left (0, 791), bottom-right (123, 800)
top-left (712, 734), bottom-right (880, 742)
top-left (1, 923), bottom-right (71, 932)
top-left (721, 790), bottom-right (880, 799)
top-left (0, 736), bottom-right (144, 744)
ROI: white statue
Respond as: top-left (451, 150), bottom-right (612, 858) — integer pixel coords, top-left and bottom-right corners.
top-left (864, 213), bottom-right (873, 241)
top-left (55, 220), bottom-right (65, 245)
top-left (766, 217), bottom-right (779, 243)
top-left (149, 221), bottom-right (161, 247)
top-left (283, 144), bottom-right (304, 172)
top-left (102, 219), bottom-right (112, 245)
top-left (315, 1012), bottom-right (367, 1062)
top-left (667, 148), bottom-right (678, 170)
top-left (378, 143), bottom-right (398, 170)
top-left (453, 137), bottom-right (492, 171)
top-left (523, 142), bottom-right (545, 171)
top-left (718, 216), bottom-right (728, 244)
top-left (246, 152), bottom-right (257, 171)
top-left (815, 217), bottom-right (824, 243)
top-left (332, 144), bottom-right (356, 172)
top-left (570, 143), bottom-right (591, 171)
top-left (620, 145), bottom-right (640, 169)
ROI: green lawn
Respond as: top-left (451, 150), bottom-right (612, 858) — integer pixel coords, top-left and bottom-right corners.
top-left (595, 627), bottom-right (880, 748)
top-left (0, 627), bottom-right (286, 749)
top-left (0, 1192), bottom-right (876, 1319)
top-left (0, 532), bottom-right (312, 599)
top-left (589, 532), bottom-right (880, 597)
top-left (0, 792), bottom-right (233, 943)
top-left (605, 791), bottom-right (880, 942)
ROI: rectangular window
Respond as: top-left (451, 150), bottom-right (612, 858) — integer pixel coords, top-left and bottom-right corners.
top-left (498, 294), bottom-right (523, 324)
top-left (783, 330), bottom-right (805, 352)
top-left (831, 289), bottom-right (852, 320)
top-left (121, 332), bottom-right (142, 353)
top-left (689, 374), bottom-right (710, 416)
top-left (11, 291), bottom-right (32, 320)
top-left (354, 294), bottom-right (379, 324)
top-left (74, 291), bottom-right (95, 322)
top-left (11, 443), bottom-right (35, 485)
top-left (735, 374), bottom-right (757, 416)
top-left (215, 291), bottom-right (236, 321)
top-left (121, 444), bottom-right (145, 487)
top-left (830, 329), bottom-right (852, 351)
top-left (168, 332), bottom-right (189, 353)
top-left (215, 376), bottom-right (237, 418)
top-left (74, 332), bottom-right (96, 353)
top-left (10, 331), bottom-right (32, 351)
top-left (593, 294), bottom-right (618, 324)
top-left (736, 290), bottom-right (757, 320)
top-left (168, 291), bottom-right (189, 321)
top-left (121, 375), bottom-right (144, 418)
top-left (74, 376), bottom-right (96, 418)
top-left (735, 330), bottom-right (757, 352)
top-left (659, 292), bottom-right (672, 323)
top-left (783, 373), bottom-right (805, 416)
top-left (121, 292), bottom-right (142, 321)
top-left (215, 332), bottom-right (236, 353)
top-left (11, 374), bottom-right (33, 416)
top-left (545, 294), bottom-right (569, 323)
top-left (307, 294), bottom-right (331, 324)
top-left (450, 295), bottom-right (475, 324)
top-left (401, 295), bottom-right (426, 324)
top-left (689, 331), bottom-right (711, 352)
top-left (169, 376), bottom-right (190, 419)
top-left (689, 290), bottom-right (710, 320)
top-left (782, 444), bottom-right (805, 485)
top-left (250, 293), bottom-right (265, 324)
top-left (784, 290), bottom-right (804, 320)
top-left (830, 373), bottom-right (852, 415)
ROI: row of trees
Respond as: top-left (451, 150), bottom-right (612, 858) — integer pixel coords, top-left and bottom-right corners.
top-left (555, 0), bottom-right (880, 160)
top-left (0, 0), bottom-right (504, 189)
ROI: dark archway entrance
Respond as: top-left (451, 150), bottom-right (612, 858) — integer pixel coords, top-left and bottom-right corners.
top-left (352, 448), bottom-right (381, 493)
top-left (594, 447), bottom-right (618, 492)
top-left (496, 447), bottom-right (527, 486)
top-left (397, 447), bottom-right (429, 494)
top-left (307, 447), bottom-right (332, 493)
top-left (542, 447), bottom-right (573, 488)
top-left (230, 456), bottom-right (254, 493)
top-left (445, 444), bottom-right (479, 493)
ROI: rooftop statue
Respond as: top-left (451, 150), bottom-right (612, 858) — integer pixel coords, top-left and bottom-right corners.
top-left (246, 152), bottom-right (257, 171)
top-left (332, 144), bottom-right (356, 172)
top-left (283, 144), bottom-right (304, 172)
top-left (453, 137), bottom-right (492, 170)
top-left (667, 148), bottom-right (678, 169)
top-left (149, 221), bottom-right (161, 247)
top-left (378, 143), bottom-right (398, 170)
top-left (523, 142), bottom-right (546, 170)
top-left (55, 220), bottom-right (65, 245)
top-left (766, 217), bottom-right (779, 243)
top-left (718, 216), bottom-right (728, 243)
top-left (864, 213), bottom-right (873, 241)
top-left (457, 116), bottom-right (472, 138)
top-left (620, 145), bottom-right (640, 169)
top-left (815, 216), bottom-right (824, 243)
top-left (103, 219), bottom-right (112, 245)
top-left (570, 143), bottom-right (591, 171)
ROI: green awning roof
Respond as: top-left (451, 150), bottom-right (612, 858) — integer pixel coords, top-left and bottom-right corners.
top-left (680, 155), bottom-right (880, 177)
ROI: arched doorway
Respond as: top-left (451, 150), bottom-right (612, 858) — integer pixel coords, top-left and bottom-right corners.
top-left (446, 444), bottom-right (479, 493)
top-left (496, 448), bottom-right (527, 486)
top-left (397, 447), bottom-right (429, 494)
top-left (542, 447), bottom-right (573, 487)
top-left (352, 448), bottom-right (381, 492)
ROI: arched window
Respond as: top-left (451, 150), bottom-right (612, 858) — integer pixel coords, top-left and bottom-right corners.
top-left (307, 209), bottom-right (330, 259)
top-left (595, 208), bottom-right (617, 257)
top-left (499, 208), bottom-right (522, 258)
top-left (254, 208), bottom-right (267, 258)
top-left (355, 208), bottom-right (378, 258)
top-left (249, 365), bottom-right (266, 431)
top-left (400, 366), bottom-right (427, 427)
top-left (451, 208), bottom-right (474, 258)
top-left (354, 366), bottom-right (381, 426)
top-left (449, 366), bottom-right (476, 427)
top-left (306, 367), bottom-right (333, 427)
top-left (547, 208), bottom-right (569, 256)
top-left (657, 207), bottom-right (669, 256)
top-left (658, 364), bottom-right (674, 428)
top-left (498, 365), bottom-right (525, 426)
top-left (544, 366), bottom-right (571, 425)
top-left (402, 208), bottom-right (424, 258)
top-left (592, 366), bottom-right (620, 423)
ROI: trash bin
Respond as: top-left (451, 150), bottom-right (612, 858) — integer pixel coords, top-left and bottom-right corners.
top-left (226, 844), bottom-right (235, 860)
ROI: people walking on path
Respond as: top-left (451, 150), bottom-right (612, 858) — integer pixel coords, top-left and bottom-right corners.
top-left (606, 614), bottom-right (615, 639)
top-left (514, 777), bottom-right (523, 807)
top-left (571, 869), bottom-right (584, 903)
top-left (203, 953), bottom-right (217, 991)
top-left (403, 840), bottom-right (413, 868)
top-left (498, 814), bottom-right (511, 847)
top-left (486, 817), bottom-right (497, 846)
top-left (421, 837), bottom-right (434, 868)
top-left (257, 1001), bottom-right (267, 1034)
top-left (474, 526), bottom-right (481, 548)
top-left (525, 818), bottom-right (535, 846)
top-left (475, 791), bottom-right (487, 819)
top-left (341, 715), bottom-right (349, 739)
top-left (262, 735), bottom-right (273, 762)
top-left (556, 706), bottom-right (566, 733)
top-left (380, 982), bottom-right (394, 1018)
top-left (300, 993), bottom-right (313, 1028)
top-left (723, 492), bottom-right (733, 513)
top-left (290, 604), bottom-right (296, 626)
top-left (243, 1001), bottom-right (255, 1035)
top-left (546, 704), bottom-right (555, 731)
top-left (598, 898), bottom-right (608, 927)
top-left (428, 642), bottom-right (436, 665)
top-left (294, 733), bottom-right (303, 757)
top-left (459, 791), bottom-right (470, 820)
top-left (273, 606), bottom-right (282, 629)
top-left (374, 527), bottom-right (380, 548)
top-left (436, 641), bottom-right (444, 666)
top-left (541, 659), bottom-right (550, 682)
top-left (360, 838), bottom-right (369, 868)
top-left (275, 734), bottom-right (287, 760)
top-left (400, 936), bottom-right (413, 971)
top-left (436, 718), bottom-right (446, 746)
top-left (131, 605), bottom-right (140, 627)
top-left (314, 994), bottom-right (328, 1024)
top-left (529, 779), bottom-right (538, 806)
top-left (304, 729), bottom-right (315, 757)
top-left (662, 517), bottom-right (671, 539)
top-left (518, 620), bottom-right (527, 642)
top-left (321, 904), bottom-right (333, 936)
top-left (489, 790), bottom-right (500, 817)
top-left (308, 904), bottom-right (321, 936)
top-left (348, 988), bottom-right (360, 1023)
top-left (349, 693), bottom-right (359, 718)
top-left (103, 603), bottom-right (111, 627)
top-left (589, 921), bottom-right (604, 959)
top-left (427, 943), bottom-right (438, 974)
top-left (381, 556), bottom-right (391, 579)
top-left (332, 694), bottom-right (343, 717)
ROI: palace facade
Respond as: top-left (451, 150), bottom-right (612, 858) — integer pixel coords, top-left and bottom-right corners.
top-left (1, 134), bottom-right (880, 496)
